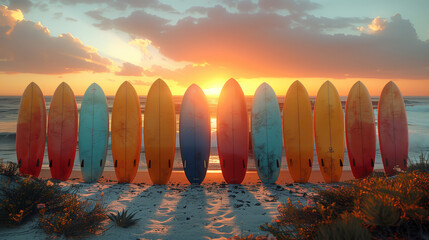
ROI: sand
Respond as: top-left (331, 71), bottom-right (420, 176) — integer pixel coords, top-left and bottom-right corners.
top-left (1, 170), bottom-right (354, 240)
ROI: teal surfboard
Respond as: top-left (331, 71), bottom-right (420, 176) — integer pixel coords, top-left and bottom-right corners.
top-left (251, 83), bottom-right (282, 184)
top-left (78, 83), bottom-right (109, 182)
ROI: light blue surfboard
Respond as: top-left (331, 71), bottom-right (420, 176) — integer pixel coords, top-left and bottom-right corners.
top-left (179, 84), bottom-right (211, 184)
top-left (79, 83), bottom-right (109, 182)
top-left (251, 83), bottom-right (282, 184)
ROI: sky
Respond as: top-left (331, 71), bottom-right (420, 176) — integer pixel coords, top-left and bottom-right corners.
top-left (0, 0), bottom-right (429, 96)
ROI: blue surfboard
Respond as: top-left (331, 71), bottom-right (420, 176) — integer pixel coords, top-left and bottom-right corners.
top-left (78, 83), bottom-right (109, 182)
top-left (179, 84), bottom-right (211, 184)
top-left (251, 83), bottom-right (282, 184)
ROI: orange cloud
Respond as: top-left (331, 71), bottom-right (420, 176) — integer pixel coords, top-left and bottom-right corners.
top-left (359, 16), bottom-right (387, 33)
top-left (91, 7), bottom-right (429, 81)
top-left (116, 62), bottom-right (143, 76)
top-left (0, 5), bottom-right (112, 74)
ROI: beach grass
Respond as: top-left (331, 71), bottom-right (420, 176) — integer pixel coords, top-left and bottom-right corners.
top-left (408, 153), bottom-right (429, 173)
top-left (107, 209), bottom-right (140, 228)
top-left (258, 171), bottom-right (429, 239)
top-left (0, 162), bottom-right (107, 238)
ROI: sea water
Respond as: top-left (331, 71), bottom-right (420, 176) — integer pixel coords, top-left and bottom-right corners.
top-left (1, 96), bottom-right (428, 171)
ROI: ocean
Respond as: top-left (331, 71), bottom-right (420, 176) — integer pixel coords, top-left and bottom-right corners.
top-left (1, 95), bottom-right (428, 172)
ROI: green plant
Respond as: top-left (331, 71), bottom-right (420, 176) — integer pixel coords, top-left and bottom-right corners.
top-left (315, 215), bottom-right (371, 240)
top-left (359, 195), bottom-right (402, 227)
top-left (0, 161), bottom-right (20, 178)
top-left (108, 209), bottom-right (140, 228)
top-left (0, 178), bottom-right (63, 225)
top-left (311, 185), bottom-right (357, 219)
top-left (260, 171), bottom-right (429, 239)
top-left (39, 194), bottom-right (106, 237)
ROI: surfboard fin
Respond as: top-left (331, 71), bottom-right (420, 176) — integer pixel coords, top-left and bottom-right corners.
top-left (403, 159), bottom-right (406, 167)
top-left (148, 160), bottom-right (151, 168)
top-left (290, 159), bottom-right (293, 166)
top-left (114, 160), bottom-right (117, 168)
top-left (340, 159), bottom-right (343, 167)
top-left (242, 160), bottom-right (245, 168)
top-left (276, 159), bottom-right (280, 168)
top-left (309, 159), bottom-right (312, 167)
top-left (168, 159), bottom-right (171, 168)
top-left (385, 159), bottom-right (388, 166)
top-left (352, 159), bottom-right (355, 166)
top-left (371, 159), bottom-right (374, 167)
top-left (100, 159), bottom-right (103, 167)
top-left (68, 159), bottom-right (71, 167)
top-left (49, 160), bottom-right (52, 168)
top-left (36, 159), bottom-right (39, 167)
top-left (81, 160), bottom-right (84, 168)
top-left (134, 159), bottom-right (136, 167)
top-left (321, 158), bottom-right (324, 167)
top-left (18, 159), bottom-right (22, 167)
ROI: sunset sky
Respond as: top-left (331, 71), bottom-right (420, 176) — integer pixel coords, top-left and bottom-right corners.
top-left (1, 0), bottom-right (429, 96)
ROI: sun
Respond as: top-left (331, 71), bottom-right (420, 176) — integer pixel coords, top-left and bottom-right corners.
top-left (202, 79), bottom-right (225, 97)
top-left (202, 87), bottom-right (222, 97)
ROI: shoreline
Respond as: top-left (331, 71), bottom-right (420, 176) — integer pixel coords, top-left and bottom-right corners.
top-left (38, 169), bottom-right (356, 184)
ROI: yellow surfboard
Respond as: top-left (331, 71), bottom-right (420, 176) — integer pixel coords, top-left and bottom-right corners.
top-left (111, 81), bottom-right (142, 183)
top-left (314, 81), bottom-right (344, 183)
top-left (144, 79), bottom-right (176, 185)
top-left (283, 81), bottom-right (313, 183)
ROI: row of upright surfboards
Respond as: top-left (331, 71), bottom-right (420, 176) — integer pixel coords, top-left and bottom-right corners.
top-left (16, 79), bottom-right (408, 184)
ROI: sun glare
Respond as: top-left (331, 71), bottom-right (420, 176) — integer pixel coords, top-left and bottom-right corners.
top-left (203, 87), bottom-right (222, 97)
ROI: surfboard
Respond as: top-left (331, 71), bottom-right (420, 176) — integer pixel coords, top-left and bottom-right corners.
top-left (217, 78), bottom-right (248, 184)
top-left (78, 83), bottom-right (109, 182)
top-left (378, 81), bottom-right (408, 175)
top-left (345, 81), bottom-right (376, 179)
top-left (283, 81), bottom-right (313, 183)
top-left (111, 81), bottom-right (142, 183)
top-left (144, 79), bottom-right (176, 185)
top-left (251, 82), bottom-right (282, 184)
top-left (179, 84), bottom-right (211, 184)
top-left (16, 82), bottom-right (46, 177)
top-left (47, 82), bottom-right (78, 181)
top-left (314, 81), bottom-right (344, 183)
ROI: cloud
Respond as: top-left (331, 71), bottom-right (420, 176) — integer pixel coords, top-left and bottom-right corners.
top-left (258, 0), bottom-right (320, 13)
top-left (0, 5), bottom-right (112, 74)
top-left (116, 62), bottom-right (143, 76)
top-left (66, 17), bottom-right (77, 22)
top-left (89, 5), bottom-right (429, 80)
top-left (129, 38), bottom-right (152, 55)
top-left (131, 79), bottom-right (151, 86)
top-left (51, 0), bottom-right (175, 12)
top-left (4, 0), bottom-right (33, 13)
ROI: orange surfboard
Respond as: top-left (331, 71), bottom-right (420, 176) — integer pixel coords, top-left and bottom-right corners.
top-left (283, 81), bottom-right (314, 183)
top-left (16, 82), bottom-right (46, 177)
top-left (111, 81), bottom-right (142, 183)
top-left (314, 81), bottom-right (344, 183)
top-left (144, 79), bottom-right (176, 185)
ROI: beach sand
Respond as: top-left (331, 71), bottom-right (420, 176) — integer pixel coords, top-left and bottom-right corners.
top-left (1, 170), bottom-right (355, 240)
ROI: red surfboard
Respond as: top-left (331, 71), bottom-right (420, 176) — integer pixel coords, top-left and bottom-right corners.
top-left (217, 79), bottom-right (249, 184)
top-left (16, 82), bottom-right (46, 177)
top-left (345, 81), bottom-right (376, 179)
top-left (378, 81), bottom-right (408, 176)
top-left (47, 82), bottom-right (78, 181)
